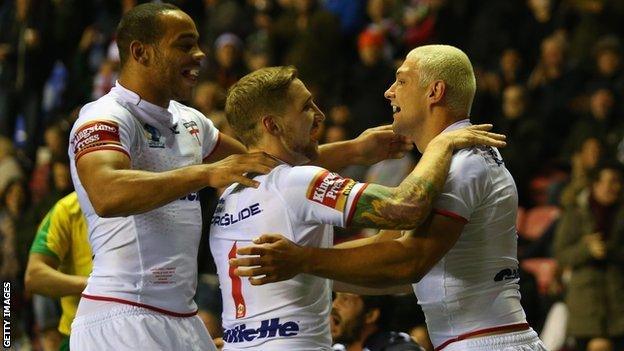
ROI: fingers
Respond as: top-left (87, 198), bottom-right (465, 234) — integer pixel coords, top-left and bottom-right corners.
top-left (468, 124), bottom-right (493, 131)
top-left (249, 276), bottom-right (276, 285)
top-left (233, 266), bottom-right (271, 277)
top-left (229, 256), bottom-right (262, 268)
top-left (236, 245), bottom-right (266, 256)
top-left (233, 175), bottom-right (261, 188)
top-left (252, 234), bottom-right (284, 244)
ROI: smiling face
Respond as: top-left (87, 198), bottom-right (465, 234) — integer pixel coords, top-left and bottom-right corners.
top-left (384, 55), bottom-right (427, 139)
top-left (149, 10), bottom-right (205, 102)
top-left (277, 79), bottom-right (325, 163)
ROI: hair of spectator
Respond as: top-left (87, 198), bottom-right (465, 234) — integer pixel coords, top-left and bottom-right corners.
top-left (116, 2), bottom-right (180, 68)
top-left (361, 295), bottom-right (395, 330)
top-left (225, 66), bottom-right (298, 147)
top-left (588, 161), bottom-right (624, 184)
top-left (408, 45), bottom-right (477, 116)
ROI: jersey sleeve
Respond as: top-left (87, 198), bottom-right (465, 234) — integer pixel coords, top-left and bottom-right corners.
top-left (277, 166), bottom-right (368, 229)
top-left (70, 114), bottom-right (134, 162)
top-left (190, 110), bottom-right (220, 160)
top-left (30, 203), bottom-right (71, 261)
top-left (432, 152), bottom-right (488, 223)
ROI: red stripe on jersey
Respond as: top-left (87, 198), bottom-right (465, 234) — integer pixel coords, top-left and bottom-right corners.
top-left (81, 293), bottom-right (197, 317)
top-left (433, 208), bottom-right (469, 223)
top-left (229, 242), bottom-right (246, 319)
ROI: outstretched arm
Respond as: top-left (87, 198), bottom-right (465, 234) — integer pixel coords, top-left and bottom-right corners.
top-left (77, 149), bottom-right (279, 217)
top-left (313, 125), bottom-right (413, 170)
top-left (232, 213), bottom-right (464, 287)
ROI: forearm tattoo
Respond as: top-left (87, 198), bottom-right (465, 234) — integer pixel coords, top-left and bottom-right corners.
top-left (352, 175), bottom-right (438, 230)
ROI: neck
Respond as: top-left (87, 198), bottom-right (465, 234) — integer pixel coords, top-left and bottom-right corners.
top-left (346, 326), bottom-right (379, 351)
top-left (119, 70), bottom-right (169, 108)
top-left (249, 138), bottom-right (308, 166)
top-left (414, 109), bottom-right (465, 152)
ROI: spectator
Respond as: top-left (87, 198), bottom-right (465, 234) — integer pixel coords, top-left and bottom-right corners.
top-left (331, 293), bottom-right (424, 351)
top-left (496, 85), bottom-right (542, 206)
top-left (565, 87), bottom-right (621, 158)
top-left (0, 136), bottom-right (24, 196)
top-left (554, 162), bottom-right (624, 351)
top-left (338, 28), bottom-right (395, 136)
top-left (205, 32), bottom-right (248, 90)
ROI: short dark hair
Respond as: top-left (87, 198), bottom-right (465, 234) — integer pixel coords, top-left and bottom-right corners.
top-left (225, 66), bottom-right (298, 147)
top-left (361, 295), bottom-right (395, 330)
top-left (116, 2), bottom-right (180, 68)
top-left (588, 161), bottom-right (624, 184)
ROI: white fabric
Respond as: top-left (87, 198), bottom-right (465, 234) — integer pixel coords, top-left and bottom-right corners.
top-left (68, 81), bottom-right (220, 315)
top-left (70, 303), bottom-right (216, 351)
top-left (413, 119), bottom-right (530, 349)
top-left (210, 164), bottom-right (366, 350)
top-left (443, 329), bottom-right (547, 351)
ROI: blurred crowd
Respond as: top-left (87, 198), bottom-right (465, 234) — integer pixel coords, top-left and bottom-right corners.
top-left (1, 0), bottom-right (624, 350)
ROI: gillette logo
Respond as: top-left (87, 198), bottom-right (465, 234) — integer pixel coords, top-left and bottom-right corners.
top-left (223, 318), bottom-right (299, 343)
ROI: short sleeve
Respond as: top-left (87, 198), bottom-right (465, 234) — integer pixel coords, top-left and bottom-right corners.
top-left (433, 152), bottom-right (488, 223)
top-left (277, 166), bottom-right (368, 228)
top-left (30, 204), bottom-right (71, 261)
top-left (70, 114), bottom-right (133, 162)
top-left (189, 110), bottom-right (220, 160)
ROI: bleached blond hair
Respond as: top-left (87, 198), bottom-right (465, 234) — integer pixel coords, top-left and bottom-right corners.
top-left (407, 45), bottom-right (476, 115)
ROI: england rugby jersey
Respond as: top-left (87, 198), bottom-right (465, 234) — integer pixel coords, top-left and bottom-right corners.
top-left (413, 119), bottom-right (528, 350)
top-left (210, 164), bottom-right (367, 350)
top-left (68, 82), bottom-right (220, 316)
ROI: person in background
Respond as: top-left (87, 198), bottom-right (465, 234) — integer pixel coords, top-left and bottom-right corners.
top-left (554, 162), bottom-right (624, 351)
top-left (331, 293), bottom-right (424, 351)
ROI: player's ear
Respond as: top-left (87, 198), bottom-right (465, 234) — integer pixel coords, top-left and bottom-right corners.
top-left (130, 40), bottom-right (151, 65)
top-left (365, 308), bottom-right (381, 324)
top-left (428, 80), bottom-right (445, 104)
top-left (261, 115), bottom-right (281, 135)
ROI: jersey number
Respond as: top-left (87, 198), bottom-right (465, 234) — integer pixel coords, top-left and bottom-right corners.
top-left (229, 242), bottom-right (246, 318)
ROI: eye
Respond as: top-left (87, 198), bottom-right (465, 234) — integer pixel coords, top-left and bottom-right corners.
top-left (398, 80), bottom-right (406, 85)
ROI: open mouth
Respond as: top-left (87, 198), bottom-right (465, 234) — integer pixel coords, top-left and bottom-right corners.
top-left (392, 105), bottom-right (401, 114)
top-left (182, 68), bottom-right (200, 82)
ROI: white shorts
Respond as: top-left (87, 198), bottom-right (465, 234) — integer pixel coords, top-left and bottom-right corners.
top-left (70, 303), bottom-right (217, 351)
top-left (443, 329), bottom-right (547, 351)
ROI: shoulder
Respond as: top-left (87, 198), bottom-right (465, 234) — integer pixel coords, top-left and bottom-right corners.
top-left (78, 95), bottom-right (131, 122)
top-left (449, 147), bottom-right (491, 179)
top-left (55, 192), bottom-right (82, 217)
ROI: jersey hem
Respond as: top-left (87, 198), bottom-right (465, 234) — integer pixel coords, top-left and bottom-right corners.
top-left (434, 322), bottom-right (530, 350)
top-left (81, 293), bottom-right (198, 317)
top-left (433, 208), bottom-right (468, 223)
top-left (203, 132), bottom-right (222, 162)
top-left (346, 183), bottom-right (369, 226)
top-left (75, 146), bottom-right (131, 163)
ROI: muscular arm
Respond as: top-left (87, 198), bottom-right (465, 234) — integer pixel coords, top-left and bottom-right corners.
top-left (313, 125), bottom-right (412, 171)
top-left (24, 254), bottom-right (87, 298)
top-left (78, 146), bottom-right (278, 218)
top-left (350, 124), bottom-right (504, 229)
top-left (302, 214), bottom-right (464, 286)
top-left (234, 214), bottom-right (465, 287)
top-left (349, 138), bottom-right (452, 229)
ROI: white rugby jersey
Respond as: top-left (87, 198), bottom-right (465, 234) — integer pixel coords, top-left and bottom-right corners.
top-left (413, 119), bottom-right (528, 350)
top-left (68, 82), bottom-right (220, 316)
top-left (210, 164), bottom-right (367, 350)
